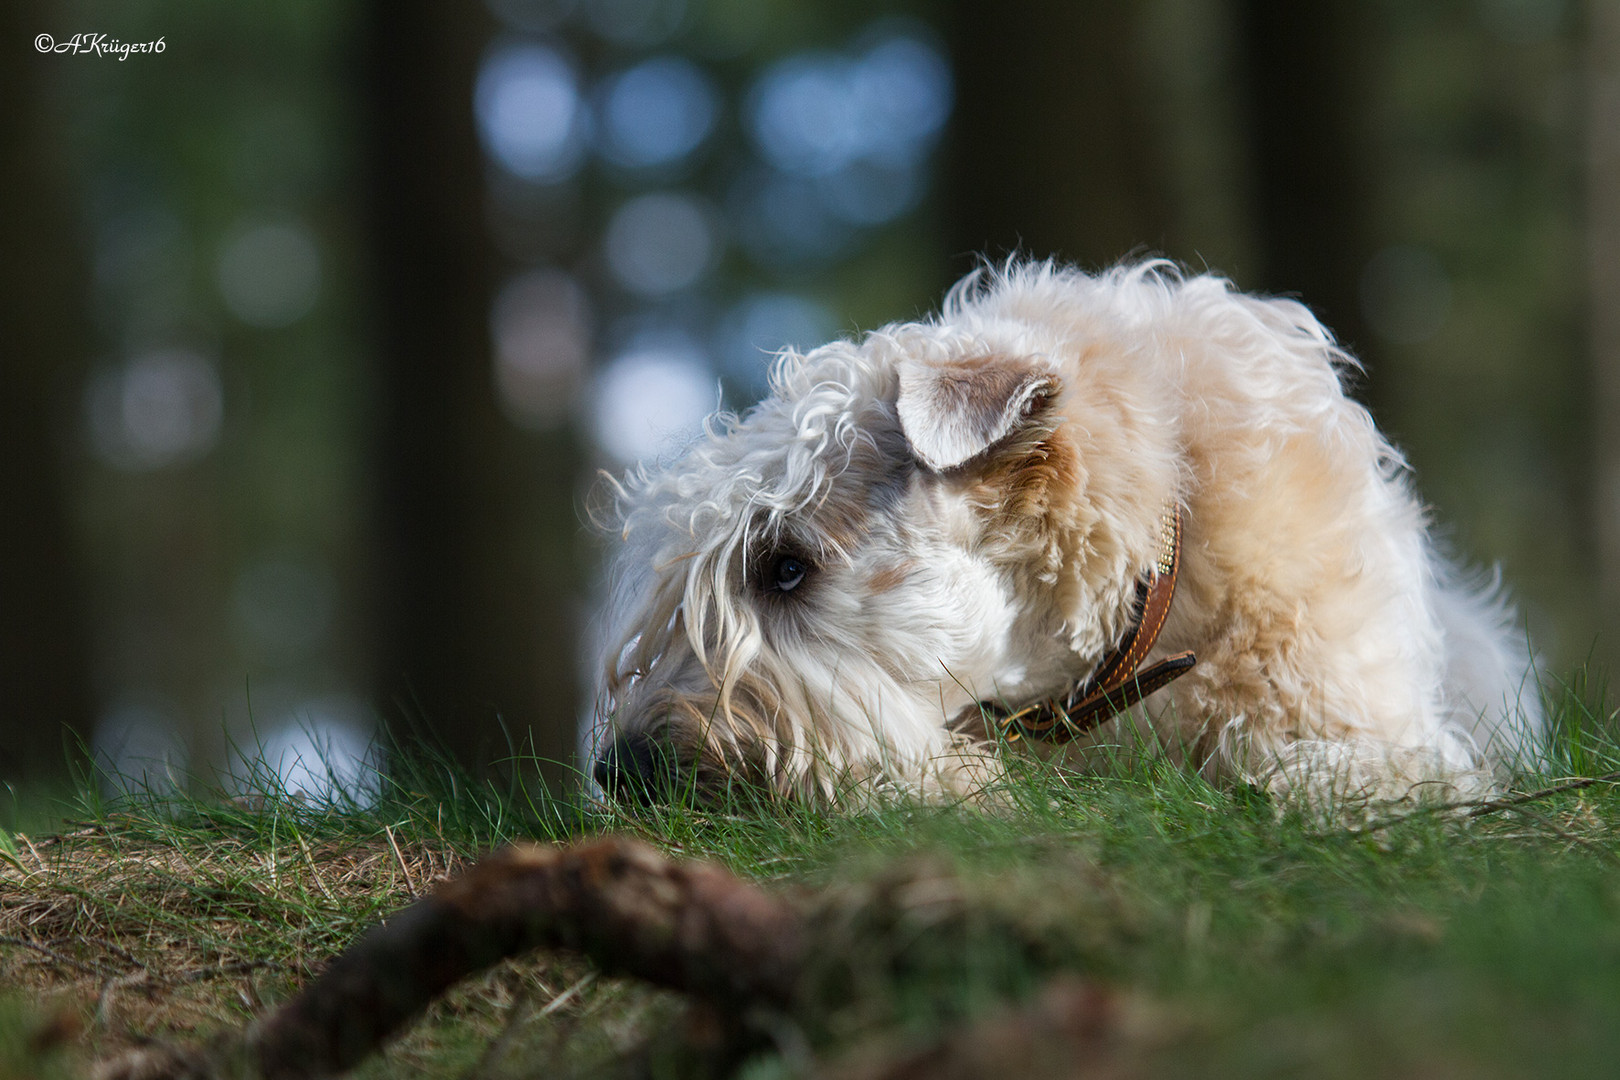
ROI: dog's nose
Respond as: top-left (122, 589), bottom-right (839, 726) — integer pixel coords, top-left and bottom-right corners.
top-left (592, 732), bottom-right (680, 803)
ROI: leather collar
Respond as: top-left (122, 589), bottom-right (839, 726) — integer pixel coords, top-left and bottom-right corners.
top-left (992, 503), bottom-right (1197, 745)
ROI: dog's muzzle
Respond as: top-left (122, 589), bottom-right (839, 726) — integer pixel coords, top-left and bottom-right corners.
top-left (593, 732), bottom-right (685, 804)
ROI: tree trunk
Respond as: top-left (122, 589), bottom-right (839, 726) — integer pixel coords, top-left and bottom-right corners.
top-left (945, 0), bottom-right (1177, 273)
top-left (0, 2), bottom-right (95, 785)
top-left (359, 1), bottom-right (583, 782)
top-left (1233, 0), bottom-right (1383, 412)
top-left (1589, 0), bottom-right (1620, 662)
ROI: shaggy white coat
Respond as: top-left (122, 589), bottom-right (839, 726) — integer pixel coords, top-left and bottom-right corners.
top-left (592, 262), bottom-right (1543, 806)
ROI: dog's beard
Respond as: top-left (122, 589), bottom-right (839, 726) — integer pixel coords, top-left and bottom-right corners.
top-left (601, 626), bottom-right (969, 804)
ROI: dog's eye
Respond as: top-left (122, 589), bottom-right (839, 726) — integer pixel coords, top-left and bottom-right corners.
top-left (770, 554), bottom-right (809, 593)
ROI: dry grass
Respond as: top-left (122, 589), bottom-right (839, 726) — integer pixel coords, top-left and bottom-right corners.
top-left (0, 819), bottom-right (467, 1063)
top-left (0, 808), bottom-right (679, 1078)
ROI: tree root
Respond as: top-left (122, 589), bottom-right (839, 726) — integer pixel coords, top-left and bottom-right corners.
top-left (93, 837), bottom-right (808, 1080)
top-left (91, 836), bottom-right (1136, 1080)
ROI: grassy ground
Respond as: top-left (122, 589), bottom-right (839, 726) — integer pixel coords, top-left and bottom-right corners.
top-left (4, 675), bottom-right (1620, 1079)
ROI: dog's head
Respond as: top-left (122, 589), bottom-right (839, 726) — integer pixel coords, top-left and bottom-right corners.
top-left (590, 265), bottom-right (1183, 802)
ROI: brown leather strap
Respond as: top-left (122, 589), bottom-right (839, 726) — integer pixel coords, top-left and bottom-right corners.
top-left (995, 503), bottom-right (1196, 745)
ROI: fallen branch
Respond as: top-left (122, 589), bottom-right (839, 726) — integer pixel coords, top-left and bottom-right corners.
top-left (1348, 769), bottom-right (1620, 837)
top-left (95, 837), bottom-right (809, 1080)
top-left (1457, 770), bottom-right (1620, 818)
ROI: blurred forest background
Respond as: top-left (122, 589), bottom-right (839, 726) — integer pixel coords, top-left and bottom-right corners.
top-left (3, 0), bottom-right (1616, 805)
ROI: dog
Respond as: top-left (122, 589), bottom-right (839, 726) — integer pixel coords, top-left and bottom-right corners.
top-left (589, 261), bottom-right (1543, 808)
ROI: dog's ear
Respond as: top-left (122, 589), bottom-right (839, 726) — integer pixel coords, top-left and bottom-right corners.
top-left (896, 355), bottom-right (1060, 471)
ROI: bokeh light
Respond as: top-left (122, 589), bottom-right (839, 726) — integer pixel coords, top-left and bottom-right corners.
top-left (846, 32), bottom-right (953, 158)
top-left (595, 56), bottom-right (720, 172)
top-left (87, 348), bottom-right (224, 471)
top-left (491, 267), bottom-right (593, 428)
top-left (254, 697), bottom-right (378, 804)
top-left (592, 337), bottom-right (715, 463)
top-left (745, 28), bottom-right (951, 178)
top-left (716, 292), bottom-right (837, 399)
top-left (475, 40), bottom-right (588, 182)
top-left (746, 52), bottom-right (859, 177)
top-left (603, 191), bottom-right (719, 296)
top-left (216, 219), bottom-right (322, 328)
top-left (730, 25), bottom-right (952, 264)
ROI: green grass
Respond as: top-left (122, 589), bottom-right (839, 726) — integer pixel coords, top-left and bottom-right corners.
top-left (4, 673), bottom-right (1620, 1078)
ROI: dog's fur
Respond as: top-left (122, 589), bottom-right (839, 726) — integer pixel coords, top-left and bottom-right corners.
top-left (590, 261), bottom-right (1543, 807)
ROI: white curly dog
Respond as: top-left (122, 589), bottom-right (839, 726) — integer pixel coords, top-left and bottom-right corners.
top-left (590, 261), bottom-right (1543, 808)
